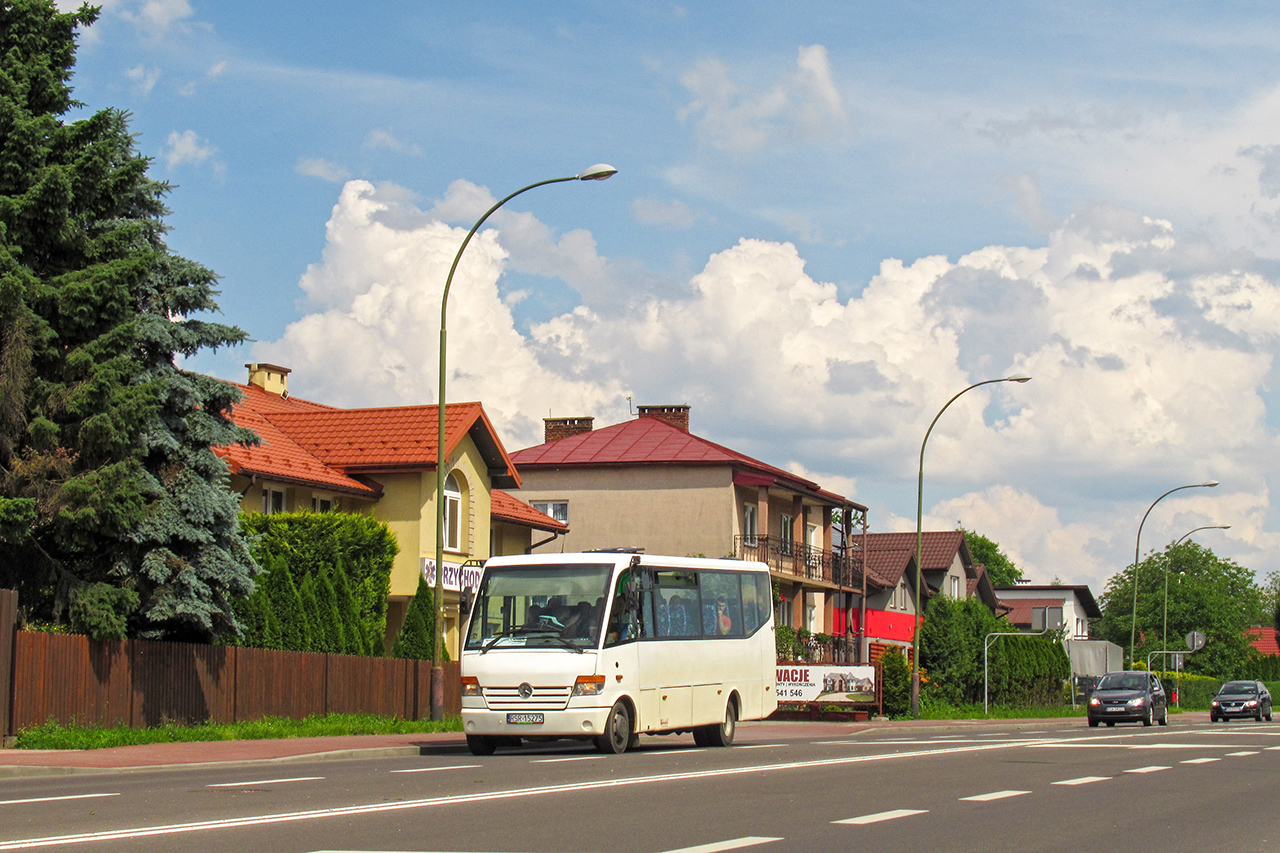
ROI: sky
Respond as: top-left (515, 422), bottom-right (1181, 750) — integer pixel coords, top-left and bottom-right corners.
top-left (56, 0), bottom-right (1280, 596)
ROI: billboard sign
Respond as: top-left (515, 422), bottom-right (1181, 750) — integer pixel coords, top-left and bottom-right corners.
top-left (776, 663), bottom-right (876, 704)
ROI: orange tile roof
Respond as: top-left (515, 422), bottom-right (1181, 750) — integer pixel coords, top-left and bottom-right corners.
top-left (219, 384), bottom-right (518, 494)
top-left (490, 489), bottom-right (568, 532)
top-left (1247, 627), bottom-right (1279, 657)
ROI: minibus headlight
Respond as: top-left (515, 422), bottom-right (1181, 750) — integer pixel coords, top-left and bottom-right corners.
top-left (461, 676), bottom-right (481, 697)
top-left (573, 675), bottom-right (606, 696)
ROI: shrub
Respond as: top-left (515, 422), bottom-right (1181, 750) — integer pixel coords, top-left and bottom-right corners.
top-left (393, 576), bottom-right (445, 662)
top-left (881, 646), bottom-right (910, 717)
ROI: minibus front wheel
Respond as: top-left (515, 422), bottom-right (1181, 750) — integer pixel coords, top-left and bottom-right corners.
top-left (595, 701), bottom-right (637, 754)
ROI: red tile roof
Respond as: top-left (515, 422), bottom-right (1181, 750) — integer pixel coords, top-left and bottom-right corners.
top-left (1248, 627), bottom-right (1279, 656)
top-left (218, 383), bottom-right (518, 495)
top-left (490, 489), bottom-right (568, 532)
top-left (511, 416), bottom-right (860, 507)
top-left (1000, 597), bottom-right (1065, 626)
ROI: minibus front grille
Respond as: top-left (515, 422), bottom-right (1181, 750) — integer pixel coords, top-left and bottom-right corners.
top-left (483, 685), bottom-right (573, 710)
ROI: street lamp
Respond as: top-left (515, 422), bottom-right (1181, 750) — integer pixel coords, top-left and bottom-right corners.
top-left (431, 164), bottom-right (617, 720)
top-left (911, 374), bottom-right (1031, 716)
top-left (1128, 481), bottom-right (1218, 670)
top-left (1163, 524), bottom-right (1229, 659)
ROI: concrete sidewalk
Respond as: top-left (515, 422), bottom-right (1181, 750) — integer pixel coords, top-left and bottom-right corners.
top-left (0, 714), bottom-right (1134, 779)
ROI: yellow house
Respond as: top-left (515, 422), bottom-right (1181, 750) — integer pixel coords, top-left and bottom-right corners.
top-left (218, 363), bottom-right (566, 654)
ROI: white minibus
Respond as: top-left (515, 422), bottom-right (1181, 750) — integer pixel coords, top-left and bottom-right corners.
top-left (460, 552), bottom-right (777, 755)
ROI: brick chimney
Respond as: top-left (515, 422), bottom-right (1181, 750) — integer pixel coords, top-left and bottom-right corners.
top-left (544, 416), bottom-right (594, 443)
top-left (245, 363), bottom-right (291, 397)
top-left (638, 405), bottom-right (690, 432)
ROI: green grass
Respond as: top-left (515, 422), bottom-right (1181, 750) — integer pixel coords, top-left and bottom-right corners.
top-left (13, 713), bottom-right (463, 750)
top-left (908, 701), bottom-right (1089, 721)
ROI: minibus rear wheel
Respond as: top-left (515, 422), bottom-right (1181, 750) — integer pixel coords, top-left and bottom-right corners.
top-left (706, 700), bottom-right (737, 747)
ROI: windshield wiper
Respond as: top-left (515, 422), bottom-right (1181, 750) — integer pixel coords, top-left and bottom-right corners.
top-left (479, 627), bottom-right (584, 654)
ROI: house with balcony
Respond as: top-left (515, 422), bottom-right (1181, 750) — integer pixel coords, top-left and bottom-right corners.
top-left (217, 363), bottom-right (567, 654)
top-left (508, 406), bottom-right (868, 659)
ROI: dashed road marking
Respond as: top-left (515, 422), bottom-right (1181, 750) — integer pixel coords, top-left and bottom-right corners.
top-left (1052, 776), bottom-right (1109, 785)
top-left (0, 794), bottom-right (120, 806)
top-left (833, 808), bottom-right (928, 825)
top-left (1181, 758), bottom-right (1219, 764)
top-left (390, 764), bottom-right (482, 774)
top-left (659, 836), bottom-right (783, 852)
top-left (961, 790), bottom-right (1030, 802)
top-left (1124, 766), bottom-right (1169, 774)
top-left (207, 776), bottom-right (323, 788)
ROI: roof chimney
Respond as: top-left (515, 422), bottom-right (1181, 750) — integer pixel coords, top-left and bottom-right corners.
top-left (638, 405), bottom-right (690, 432)
top-left (544, 416), bottom-right (594, 444)
top-left (246, 363), bottom-right (291, 397)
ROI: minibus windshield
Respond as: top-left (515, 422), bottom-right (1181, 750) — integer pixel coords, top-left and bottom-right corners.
top-left (465, 563), bottom-right (613, 651)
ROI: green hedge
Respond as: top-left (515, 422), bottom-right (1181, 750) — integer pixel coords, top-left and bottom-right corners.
top-left (1153, 670), bottom-right (1280, 710)
top-left (234, 512), bottom-right (397, 656)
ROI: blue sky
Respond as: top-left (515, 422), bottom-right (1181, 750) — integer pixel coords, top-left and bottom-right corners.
top-left (60, 1), bottom-right (1280, 593)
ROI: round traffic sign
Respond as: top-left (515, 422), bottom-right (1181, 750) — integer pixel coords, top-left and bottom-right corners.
top-left (1185, 630), bottom-right (1206, 651)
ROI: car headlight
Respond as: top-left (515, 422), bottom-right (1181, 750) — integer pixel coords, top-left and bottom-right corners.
top-left (1245, 699), bottom-right (1258, 707)
top-left (1129, 697), bottom-right (1145, 707)
top-left (461, 676), bottom-right (481, 697)
top-left (1211, 700), bottom-right (1219, 707)
top-left (1089, 697), bottom-right (1100, 706)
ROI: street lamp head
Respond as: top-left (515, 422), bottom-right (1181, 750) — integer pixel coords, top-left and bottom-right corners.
top-left (1005, 375), bottom-right (1032, 383)
top-left (577, 164), bottom-right (618, 181)
top-left (1202, 481), bottom-right (1219, 488)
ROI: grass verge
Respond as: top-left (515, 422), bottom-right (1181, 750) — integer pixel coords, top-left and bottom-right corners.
top-left (14, 713), bottom-right (463, 750)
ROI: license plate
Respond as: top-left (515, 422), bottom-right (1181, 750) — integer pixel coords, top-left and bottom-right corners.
top-left (1106, 707), bottom-right (1124, 712)
top-left (506, 713), bottom-right (544, 724)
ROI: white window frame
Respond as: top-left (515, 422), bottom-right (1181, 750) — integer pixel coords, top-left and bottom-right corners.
top-left (311, 494), bottom-right (336, 513)
top-left (532, 500), bottom-right (569, 525)
top-left (950, 575), bottom-right (960, 598)
top-left (263, 487), bottom-right (285, 514)
top-left (779, 514), bottom-right (793, 555)
top-left (444, 473), bottom-right (462, 553)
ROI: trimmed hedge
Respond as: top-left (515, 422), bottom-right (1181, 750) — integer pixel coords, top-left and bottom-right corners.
top-left (234, 512), bottom-right (398, 656)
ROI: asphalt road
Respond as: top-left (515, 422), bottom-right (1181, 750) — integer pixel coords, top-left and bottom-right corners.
top-left (1, 718), bottom-right (1277, 852)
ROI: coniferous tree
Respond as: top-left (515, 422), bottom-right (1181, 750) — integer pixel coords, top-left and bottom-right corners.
top-left (393, 576), bottom-right (439, 661)
top-left (0, 0), bottom-right (259, 640)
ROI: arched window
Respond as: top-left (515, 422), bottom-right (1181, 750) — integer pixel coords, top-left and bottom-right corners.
top-left (444, 473), bottom-right (462, 552)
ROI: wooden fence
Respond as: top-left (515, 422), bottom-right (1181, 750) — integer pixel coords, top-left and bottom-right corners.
top-left (1, 590), bottom-right (460, 738)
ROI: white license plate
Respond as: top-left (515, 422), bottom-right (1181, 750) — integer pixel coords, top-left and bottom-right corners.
top-left (507, 713), bottom-right (544, 724)
top-left (1106, 707), bottom-right (1125, 712)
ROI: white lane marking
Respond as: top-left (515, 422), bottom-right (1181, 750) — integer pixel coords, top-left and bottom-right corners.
top-left (647, 749), bottom-right (707, 756)
top-left (0, 737), bottom-right (1061, 850)
top-left (1266, 746), bottom-right (1280, 751)
top-left (961, 790), bottom-right (1030, 802)
top-left (737, 743), bottom-right (785, 749)
top-left (1227, 750), bottom-right (1260, 756)
top-left (814, 739), bottom-right (993, 746)
top-left (0, 794), bottom-right (120, 806)
top-left (389, 764), bottom-right (483, 774)
top-left (1182, 758), bottom-right (1220, 764)
top-left (833, 808), bottom-right (929, 825)
top-left (207, 776), bottom-right (324, 788)
top-left (1052, 776), bottom-right (1110, 786)
top-left (658, 837), bottom-right (782, 853)
top-left (530, 756), bottom-right (604, 764)
top-left (1124, 766), bottom-right (1170, 774)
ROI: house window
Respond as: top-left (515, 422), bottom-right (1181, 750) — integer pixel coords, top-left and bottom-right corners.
top-left (775, 589), bottom-right (792, 627)
top-left (804, 591), bottom-right (822, 633)
top-left (311, 495), bottom-right (336, 513)
top-left (780, 514), bottom-right (793, 554)
top-left (1031, 606), bottom-right (1063, 632)
top-left (743, 503), bottom-right (758, 546)
top-left (444, 473), bottom-right (462, 552)
top-left (532, 500), bottom-right (569, 525)
top-left (950, 575), bottom-right (960, 598)
top-left (262, 487), bottom-right (285, 514)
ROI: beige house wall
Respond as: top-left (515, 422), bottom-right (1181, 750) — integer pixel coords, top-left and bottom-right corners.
top-left (518, 466), bottom-right (736, 557)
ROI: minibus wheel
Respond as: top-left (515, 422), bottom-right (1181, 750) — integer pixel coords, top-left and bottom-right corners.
top-left (595, 701), bottom-right (633, 754)
top-left (466, 735), bottom-right (498, 756)
top-left (706, 700), bottom-right (737, 747)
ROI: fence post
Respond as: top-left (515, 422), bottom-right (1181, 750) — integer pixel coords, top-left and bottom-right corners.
top-left (0, 589), bottom-right (16, 741)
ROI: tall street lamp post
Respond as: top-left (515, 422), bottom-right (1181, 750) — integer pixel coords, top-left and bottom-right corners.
top-left (1163, 524), bottom-right (1230, 659)
top-left (911, 375), bottom-right (1031, 717)
top-left (1128, 481), bottom-right (1218, 670)
top-left (431, 165), bottom-right (617, 721)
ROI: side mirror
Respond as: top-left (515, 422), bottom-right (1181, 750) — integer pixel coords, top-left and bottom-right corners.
top-left (460, 586), bottom-right (474, 618)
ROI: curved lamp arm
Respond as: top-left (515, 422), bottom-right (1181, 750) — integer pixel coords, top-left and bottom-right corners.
top-left (431, 165), bottom-right (616, 718)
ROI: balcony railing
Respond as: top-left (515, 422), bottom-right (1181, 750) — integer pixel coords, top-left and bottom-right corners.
top-left (735, 535), bottom-right (862, 588)
top-left (777, 633), bottom-right (859, 664)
